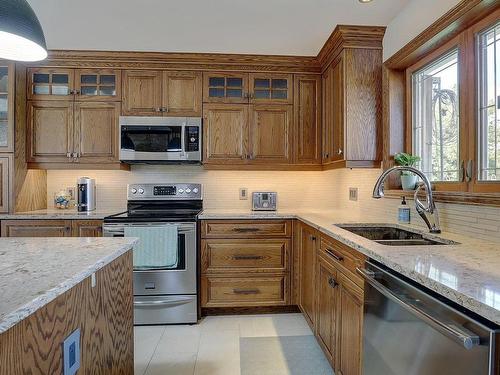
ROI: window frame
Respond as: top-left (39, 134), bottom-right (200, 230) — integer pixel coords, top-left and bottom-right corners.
top-left (405, 33), bottom-right (469, 192)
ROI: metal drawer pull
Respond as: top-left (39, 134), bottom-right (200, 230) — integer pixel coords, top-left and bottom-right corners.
top-left (134, 298), bottom-right (192, 308)
top-left (233, 288), bottom-right (260, 295)
top-left (233, 227), bottom-right (260, 233)
top-left (328, 277), bottom-right (338, 288)
top-left (233, 255), bottom-right (264, 260)
top-left (325, 248), bottom-right (344, 262)
top-left (356, 267), bottom-right (480, 350)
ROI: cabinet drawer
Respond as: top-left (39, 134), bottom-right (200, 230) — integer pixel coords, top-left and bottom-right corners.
top-left (201, 275), bottom-right (289, 307)
top-left (202, 239), bottom-right (289, 273)
top-left (201, 220), bottom-right (292, 238)
top-left (320, 235), bottom-right (365, 285)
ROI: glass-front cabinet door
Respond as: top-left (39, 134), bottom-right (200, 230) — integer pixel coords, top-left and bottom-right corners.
top-left (75, 69), bottom-right (121, 101)
top-left (203, 73), bottom-right (248, 103)
top-left (0, 64), bottom-right (13, 151)
top-left (28, 68), bottom-right (75, 100)
top-left (249, 73), bottom-right (293, 104)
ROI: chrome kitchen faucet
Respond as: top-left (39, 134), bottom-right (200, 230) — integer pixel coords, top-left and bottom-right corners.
top-left (372, 166), bottom-right (441, 233)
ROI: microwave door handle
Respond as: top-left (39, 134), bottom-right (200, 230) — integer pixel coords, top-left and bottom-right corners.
top-left (356, 267), bottom-right (480, 350)
top-left (181, 124), bottom-right (186, 156)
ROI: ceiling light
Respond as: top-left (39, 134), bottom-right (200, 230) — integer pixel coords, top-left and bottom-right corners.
top-left (359, 0), bottom-right (373, 3)
top-left (0, 0), bottom-right (47, 61)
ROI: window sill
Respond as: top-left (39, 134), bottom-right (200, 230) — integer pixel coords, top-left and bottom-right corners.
top-left (383, 189), bottom-right (500, 207)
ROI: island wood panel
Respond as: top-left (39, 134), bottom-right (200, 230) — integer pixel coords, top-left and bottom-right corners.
top-left (201, 220), bottom-right (292, 238)
top-left (202, 104), bottom-right (249, 163)
top-left (73, 101), bottom-right (120, 163)
top-left (294, 75), bottom-right (322, 165)
top-left (249, 104), bottom-right (292, 164)
top-left (0, 252), bottom-right (133, 375)
top-left (201, 238), bottom-right (290, 273)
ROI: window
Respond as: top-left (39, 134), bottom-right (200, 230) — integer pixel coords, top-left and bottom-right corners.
top-left (478, 22), bottom-right (500, 181)
top-left (412, 50), bottom-right (460, 182)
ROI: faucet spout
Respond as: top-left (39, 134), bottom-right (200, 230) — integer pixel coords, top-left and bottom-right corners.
top-left (372, 166), bottom-right (441, 233)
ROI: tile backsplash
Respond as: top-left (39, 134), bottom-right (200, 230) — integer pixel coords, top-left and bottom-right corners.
top-left (47, 166), bottom-right (500, 243)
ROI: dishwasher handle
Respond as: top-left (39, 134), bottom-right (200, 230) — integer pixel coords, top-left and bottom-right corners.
top-left (356, 267), bottom-right (481, 350)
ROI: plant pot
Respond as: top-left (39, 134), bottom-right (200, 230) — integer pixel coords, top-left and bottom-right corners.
top-left (401, 174), bottom-right (418, 191)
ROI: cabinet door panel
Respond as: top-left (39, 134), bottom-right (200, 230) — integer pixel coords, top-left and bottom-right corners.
top-left (203, 73), bottom-right (249, 103)
top-left (294, 75), bottom-right (321, 164)
top-left (0, 64), bottom-right (14, 152)
top-left (27, 101), bottom-right (73, 163)
top-left (72, 220), bottom-right (103, 237)
top-left (75, 69), bottom-right (121, 101)
top-left (122, 70), bottom-right (162, 115)
top-left (203, 104), bottom-right (249, 163)
top-left (331, 56), bottom-right (345, 162)
top-left (1, 220), bottom-right (72, 237)
top-left (299, 224), bottom-right (317, 327)
top-left (74, 102), bottom-right (119, 163)
top-left (163, 71), bottom-right (201, 116)
top-left (316, 259), bottom-right (337, 363)
top-left (249, 104), bottom-right (292, 163)
top-left (28, 68), bottom-right (75, 101)
top-left (249, 73), bottom-right (293, 104)
top-left (0, 156), bottom-right (11, 213)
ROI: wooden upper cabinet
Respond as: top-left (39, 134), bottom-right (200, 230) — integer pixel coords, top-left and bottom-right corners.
top-left (1, 220), bottom-right (72, 237)
top-left (0, 155), bottom-right (11, 213)
top-left (249, 73), bottom-right (293, 104)
top-left (249, 104), bottom-right (292, 163)
top-left (203, 104), bottom-right (249, 163)
top-left (74, 69), bottom-right (121, 101)
top-left (294, 75), bottom-right (321, 165)
top-left (162, 71), bottom-right (202, 116)
top-left (73, 102), bottom-right (120, 163)
top-left (122, 70), bottom-right (163, 115)
top-left (299, 223), bottom-right (317, 327)
top-left (322, 49), bottom-right (382, 168)
top-left (28, 68), bottom-right (75, 101)
top-left (0, 64), bottom-right (14, 152)
top-left (27, 101), bottom-right (74, 163)
top-left (203, 72), bottom-right (249, 104)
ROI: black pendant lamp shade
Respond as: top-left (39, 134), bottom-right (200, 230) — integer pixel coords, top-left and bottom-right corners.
top-left (0, 0), bottom-right (47, 61)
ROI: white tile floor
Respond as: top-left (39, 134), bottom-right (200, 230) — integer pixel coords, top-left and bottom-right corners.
top-left (134, 313), bottom-right (328, 375)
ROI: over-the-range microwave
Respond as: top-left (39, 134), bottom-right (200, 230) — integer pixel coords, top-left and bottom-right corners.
top-left (119, 116), bottom-right (202, 163)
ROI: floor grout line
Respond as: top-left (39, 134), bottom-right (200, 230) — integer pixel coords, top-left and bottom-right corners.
top-left (142, 326), bottom-right (167, 375)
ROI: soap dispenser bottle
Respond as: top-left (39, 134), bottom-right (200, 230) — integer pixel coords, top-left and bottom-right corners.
top-left (398, 196), bottom-right (410, 224)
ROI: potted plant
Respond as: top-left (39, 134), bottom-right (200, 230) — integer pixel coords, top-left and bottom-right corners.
top-left (394, 152), bottom-right (421, 191)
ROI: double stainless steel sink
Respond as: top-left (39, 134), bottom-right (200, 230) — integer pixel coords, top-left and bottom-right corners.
top-left (335, 224), bottom-right (458, 246)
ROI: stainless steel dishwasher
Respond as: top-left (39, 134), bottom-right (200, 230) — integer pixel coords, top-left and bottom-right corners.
top-left (357, 261), bottom-right (498, 375)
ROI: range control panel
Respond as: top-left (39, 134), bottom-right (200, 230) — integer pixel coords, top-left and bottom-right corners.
top-left (128, 183), bottom-right (202, 200)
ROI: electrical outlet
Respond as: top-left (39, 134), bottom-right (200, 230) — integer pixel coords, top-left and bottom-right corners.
top-left (349, 188), bottom-right (358, 201)
top-left (63, 329), bottom-right (80, 375)
top-left (239, 188), bottom-right (248, 200)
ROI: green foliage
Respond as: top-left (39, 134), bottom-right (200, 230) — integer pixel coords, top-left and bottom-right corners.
top-left (394, 152), bottom-right (421, 168)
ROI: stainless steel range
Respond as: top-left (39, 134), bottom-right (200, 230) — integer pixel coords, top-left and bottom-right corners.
top-left (103, 183), bottom-right (202, 325)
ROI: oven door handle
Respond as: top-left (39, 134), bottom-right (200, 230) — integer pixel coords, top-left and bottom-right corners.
top-left (134, 297), bottom-right (193, 308)
top-left (356, 267), bottom-right (480, 350)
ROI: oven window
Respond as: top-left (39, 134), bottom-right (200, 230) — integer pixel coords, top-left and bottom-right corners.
top-left (121, 125), bottom-right (182, 152)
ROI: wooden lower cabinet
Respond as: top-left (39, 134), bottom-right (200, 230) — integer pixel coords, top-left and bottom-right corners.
top-left (298, 222), bottom-right (317, 327)
top-left (200, 219), bottom-right (292, 309)
top-left (316, 256), bottom-right (338, 365)
top-left (0, 219), bottom-right (103, 237)
top-left (0, 155), bottom-right (12, 213)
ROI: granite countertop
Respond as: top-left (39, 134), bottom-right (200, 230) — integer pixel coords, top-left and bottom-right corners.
top-left (0, 208), bottom-right (125, 220)
top-left (199, 209), bottom-right (500, 325)
top-left (0, 237), bottom-right (137, 334)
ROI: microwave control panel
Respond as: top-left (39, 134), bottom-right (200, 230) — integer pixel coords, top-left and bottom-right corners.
top-left (185, 126), bottom-right (200, 152)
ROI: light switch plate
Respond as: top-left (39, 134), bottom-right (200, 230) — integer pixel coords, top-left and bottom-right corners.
top-left (63, 328), bottom-right (80, 375)
top-left (239, 188), bottom-right (248, 200)
top-left (349, 188), bottom-right (358, 201)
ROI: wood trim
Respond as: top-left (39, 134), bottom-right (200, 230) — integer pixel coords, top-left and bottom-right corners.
top-left (384, 189), bottom-right (500, 207)
top-left (202, 163), bottom-right (323, 171)
top-left (317, 25), bottom-right (386, 70)
top-left (36, 50), bottom-right (321, 74)
top-left (385, 0), bottom-right (499, 69)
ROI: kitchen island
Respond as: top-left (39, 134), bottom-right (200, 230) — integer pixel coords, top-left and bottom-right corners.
top-left (0, 237), bottom-right (137, 375)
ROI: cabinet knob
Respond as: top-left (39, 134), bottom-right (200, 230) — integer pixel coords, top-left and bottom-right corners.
top-left (162, 107), bottom-right (169, 113)
top-left (328, 277), bottom-right (338, 288)
top-left (66, 152), bottom-right (71, 158)
top-left (337, 148), bottom-right (343, 155)
top-left (309, 235), bottom-right (316, 241)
